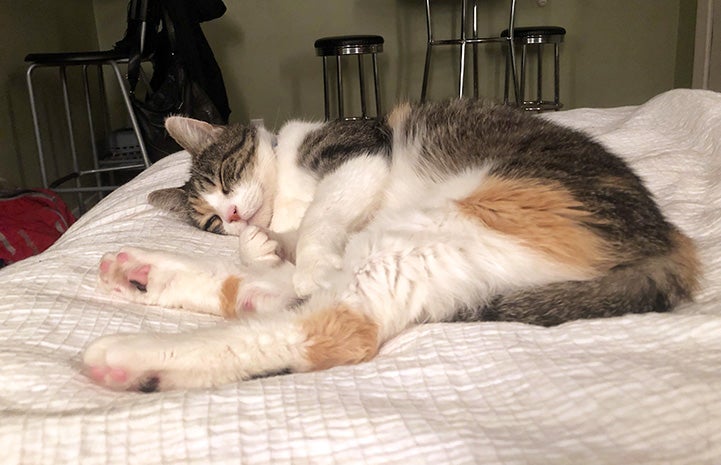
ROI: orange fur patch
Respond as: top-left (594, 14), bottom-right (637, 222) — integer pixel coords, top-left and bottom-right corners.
top-left (219, 276), bottom-right (241, 319)
top-left (456, 176), bottom-right (616, 273)
top-left (301, 305), bottom-right (379, 371)
top-left (668, 229), bottom-right (702, 295)
top-left (388, 102), bottom-right (412, 130)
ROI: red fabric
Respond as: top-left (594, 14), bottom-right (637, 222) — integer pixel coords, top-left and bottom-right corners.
top-left (0, 189), bottom-right (75, 266)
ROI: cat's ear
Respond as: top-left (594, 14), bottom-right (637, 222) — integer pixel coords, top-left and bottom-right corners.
top-left (165, 116), bottom-right (224, 154)
top-left (148, 186), bottom-right (190, 215)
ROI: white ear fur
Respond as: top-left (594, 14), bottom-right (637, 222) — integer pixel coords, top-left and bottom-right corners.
top-left (165, 116), bottom-right (224, 154)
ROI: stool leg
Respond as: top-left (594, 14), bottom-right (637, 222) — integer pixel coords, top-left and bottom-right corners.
top-left (503, 51), bottom-right (509, 104)
top-left (336, 55), bottom-right (344, 119)
top-left (554, 42), bottom-right (561, 109)
top-left (358, 55), bottom-right (367, 119)
top-left (471, 0), bottom-right (479, 98)
top-left (537, 44), bottom-right (543, 106)
top-left (82, 64), bottom-right (102, 192)
top-left (505, 39), bottom-right (520, 106)
top-left (59, 65), bottom-right (84, 210)
top-left (458, 0), bottom-right (468, 98)
top-left (109, 61), bottom-right (151, 168)
top-left (321, 57), bottom-right (330, 120)
top-left (97, 66), bottom-right (112, 140)
top-left (421, 44), bottom-right (432, 102)
top-left (421, 0), bottom-right (433, 102)
top-left (372, 53), bottom-right (381, 117)
top-left (26, 65), bottom-right (49, 189)
top-left (520, 44), bottom-right (527, 106)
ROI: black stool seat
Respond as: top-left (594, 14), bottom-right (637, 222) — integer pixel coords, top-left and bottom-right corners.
top-left (501, 26), bottom-right (566, 45)
top-left (314, 35), bottom-right (384, 56)
top-left (25, 50), bottom-right (130, 66)
top-left (501, 27), bottom-right (566, 42)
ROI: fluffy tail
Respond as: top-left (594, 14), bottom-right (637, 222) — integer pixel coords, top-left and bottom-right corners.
top-left (453, 230), bottom-right (701, 327)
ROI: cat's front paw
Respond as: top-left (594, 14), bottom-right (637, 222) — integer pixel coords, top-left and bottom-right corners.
top-left (293, 253), bottom-right (343, 297)
top-left (238, 226), bottom-right (282, 266)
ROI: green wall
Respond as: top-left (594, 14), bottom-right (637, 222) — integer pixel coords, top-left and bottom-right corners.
top-left (0, 0), bottom-right (697, 189)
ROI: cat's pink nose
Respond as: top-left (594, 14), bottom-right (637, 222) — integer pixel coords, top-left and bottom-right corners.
top-left (227, 206), bottom-right (242, 223)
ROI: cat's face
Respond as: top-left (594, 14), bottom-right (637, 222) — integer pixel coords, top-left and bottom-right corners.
top-left (149, 117), bottom-right (277, 236)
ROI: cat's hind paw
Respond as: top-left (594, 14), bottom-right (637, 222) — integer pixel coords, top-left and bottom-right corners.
top-left (98, 247), bottom-right (201, 307)
top-left (84, 333), bottom-right (181, 392)
top-left (99, 248), bottom-right (156, 300)
top-left (82, 329), bottom-right (273, 391)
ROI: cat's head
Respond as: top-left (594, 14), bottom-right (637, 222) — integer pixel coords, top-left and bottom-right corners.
top-left (149, 116), bottom-right (277, 235)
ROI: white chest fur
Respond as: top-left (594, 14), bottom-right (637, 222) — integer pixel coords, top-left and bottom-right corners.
top-left (269, 121), bottom-right (323, 233)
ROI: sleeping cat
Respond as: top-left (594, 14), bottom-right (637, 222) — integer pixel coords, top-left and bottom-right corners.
top-left (84, 99), bottom-right (700, 392)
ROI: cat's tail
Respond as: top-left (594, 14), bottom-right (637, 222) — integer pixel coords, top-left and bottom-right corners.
top-left (454, 229), bottom-right (702, 327)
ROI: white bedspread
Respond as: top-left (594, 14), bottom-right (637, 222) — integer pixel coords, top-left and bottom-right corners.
top-left (1, 89), bottom-right (720, 465)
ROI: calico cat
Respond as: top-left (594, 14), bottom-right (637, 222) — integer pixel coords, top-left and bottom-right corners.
top-left (84, 99), bottom-right (700, 392)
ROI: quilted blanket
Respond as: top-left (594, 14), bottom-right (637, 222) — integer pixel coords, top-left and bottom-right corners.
top-left (1, 89), bottom-right (720, 465)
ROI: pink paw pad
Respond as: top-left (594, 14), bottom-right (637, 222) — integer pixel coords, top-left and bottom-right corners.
top-left (127, 264), bottom-right (151, 290)
top-left (98, 250), bottom-right (152, 293)
top-left (241, 298), bottom-right (256, 312)
top-left (88, 366), bottom-right (128, 384)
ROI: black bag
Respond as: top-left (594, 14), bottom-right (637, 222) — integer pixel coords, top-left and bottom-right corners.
top-left (126, 0), bottom-right (230, 162)
top-left (131, 60), bottom-right (225, 161)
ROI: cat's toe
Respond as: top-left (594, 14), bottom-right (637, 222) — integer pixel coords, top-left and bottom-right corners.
top-left (239, 226), bottom-right (282, 265)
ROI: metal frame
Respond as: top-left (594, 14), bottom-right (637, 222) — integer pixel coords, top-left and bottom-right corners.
top-left (421, 0), bottom-right (519, 103)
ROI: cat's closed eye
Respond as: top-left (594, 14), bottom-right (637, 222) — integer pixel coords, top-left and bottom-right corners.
top-left (203, 214), bottom-right (222, 233)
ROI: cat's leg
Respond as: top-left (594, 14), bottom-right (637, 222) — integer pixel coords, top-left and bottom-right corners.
top-left (84, 204), bottom-right (583, 392)
top-left (98, 247), bottom-right (296, 317)
top-left (292, 155), bottom-right (389, 296)
top-left (83, 304), bottom-right (374, 391)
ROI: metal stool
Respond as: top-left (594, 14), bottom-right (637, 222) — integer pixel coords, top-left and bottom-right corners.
top-left (25, 0), bottom-right (153, 213)
top-left (421, 0), bottom-right (519, 103)
top-left (502, 26), bottom-right (566, 111)
top-left (314, 35), bottom-right (383, 120)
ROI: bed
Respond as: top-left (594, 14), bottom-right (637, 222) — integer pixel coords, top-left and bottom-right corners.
top-left (1, 89), bottom-right (720, 464)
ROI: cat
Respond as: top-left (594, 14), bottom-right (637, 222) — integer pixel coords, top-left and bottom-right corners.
top-left (83, 98), bottom-right (701, 392)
